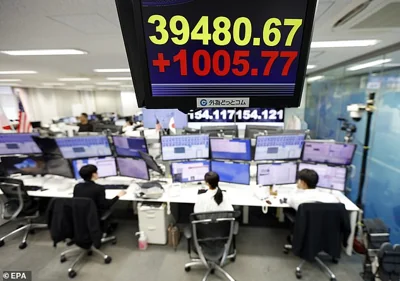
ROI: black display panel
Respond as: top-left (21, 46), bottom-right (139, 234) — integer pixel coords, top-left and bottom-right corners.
top-left (116, 0), bottom-right (318, 111)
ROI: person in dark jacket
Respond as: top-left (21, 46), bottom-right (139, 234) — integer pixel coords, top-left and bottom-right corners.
top-left (73, 164), bottom-right (126, 216)
top-left (78, 113), bottom-right (94, 132)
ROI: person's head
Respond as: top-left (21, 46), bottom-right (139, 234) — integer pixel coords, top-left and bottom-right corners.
top-left (297, 169), bottom-right (319, 190)
top-left (80, 113), bottom-right (89, 124)
top-left (79, 164), bottom-right (98, 182)
top-left (204, 171), bottom-right (223, 205)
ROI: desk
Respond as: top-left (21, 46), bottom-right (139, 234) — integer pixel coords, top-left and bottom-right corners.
top-left (3, 176), bottom-right (359, 256)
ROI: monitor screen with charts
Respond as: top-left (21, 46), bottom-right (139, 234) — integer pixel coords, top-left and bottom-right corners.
top-left (72, 157), bottom-right (117, 180)
top-left (298, 163), bottom-right (347, 192)
top-left (210, 138), bottom-right (251, 161)
top-left (254, 134), bottom-right (305, 161)
top-left (161, 134), bottom-right (209, 161)
top-left (257, 162), bottom-right (297, 186)
top-left (113, 136), bottom-right (148, 158)
top-left (0, 133), bottom-right (42, 155)
top-left (302, 142), bottom-right (356, 165)
top-left (211, 161), bottom-right (250, 185)
top-left (116, 157), bottom-right (149, 180)
top-left (171, 160), bottom-right (210, 183)
top-left (1, 156), bottom-right (46, 176)
top-left (55, 136), bottom-right (112, 159)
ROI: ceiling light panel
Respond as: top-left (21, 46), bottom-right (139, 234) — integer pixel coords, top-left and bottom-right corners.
top-left (347, 59), bottom-right (392, 71)
top-left (0, 71), bottom-right (37, 74)
top-left (58, 78), bottom-right (91, 82)
top-left (0, 49), bottom-right (87, 56)
top-left (311, 40), bottom-right (379, 48)
top-left (94, 69), bottom-right (130, 73)
top-left (106, 77), bottom-right (132, 81)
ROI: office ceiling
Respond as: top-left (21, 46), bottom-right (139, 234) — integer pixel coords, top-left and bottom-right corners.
top-left (0, 0), bottom-right (400, 90)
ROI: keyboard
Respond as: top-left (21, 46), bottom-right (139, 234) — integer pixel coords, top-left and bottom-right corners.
top-left (103, 184), bottom-right (129, 190)
top-left (25, 185), bottom-right (42, 191)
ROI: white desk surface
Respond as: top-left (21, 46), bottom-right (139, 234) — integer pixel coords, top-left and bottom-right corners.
top-left (8, 175), bottom-right (359, 212)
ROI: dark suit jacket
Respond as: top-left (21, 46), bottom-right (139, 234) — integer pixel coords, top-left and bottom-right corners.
top-left (73, 181), bottom-right (118, 215)
top-left (292, 203), bottom-right (351, 261)
top-left (78, 123), bottom-right (94, 132)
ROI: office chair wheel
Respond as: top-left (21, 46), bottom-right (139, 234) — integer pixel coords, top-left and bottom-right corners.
top-left (184, 266), bottom-right (191, 272)
top-left (29, 229), bottom-right (36, 234)
top-left (295, 271), bottom-right (302, 279)
top-left (330, 278), bottom-right (336, 281)
top-left (68, 270), bottom-right (77, 278)
top-left (87, 250), bottom-right (93, 256)
top-left (60, 255), bottom-right (67, 263)
top-left (230, 257), bottom-right (236, 262)
top-left (104, 256), bottom-right (112, 264)
top-left (0, 240), bottom-right (4, 247)
top-left (19, 242), bottom-right (27, 249)
top-left (283, 248), bottom-right (289, 254)
top-left (112, 238), bottom-right (117, 245)
top-left (332, 258), bottom-right (338, 264)
top-left (210, 269), bottom-right (215, 274)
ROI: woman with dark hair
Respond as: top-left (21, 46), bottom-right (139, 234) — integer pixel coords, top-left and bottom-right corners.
top-left (194, 171), bottom-right (233, 213)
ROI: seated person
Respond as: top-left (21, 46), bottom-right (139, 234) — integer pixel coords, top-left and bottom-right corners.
top-left (288, 168), bottom-right (340, 210)
top-left (194, 171), bottom-right (234, 213)
top-left (78, 112), bottom-right (94, 132)
top-left (73, 164), bottom-right (126, 216)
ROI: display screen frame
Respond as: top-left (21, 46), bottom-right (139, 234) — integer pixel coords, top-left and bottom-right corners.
top-left (170, 160), bottom-right (210, 183)
top-left (301, 141), bottom-right (357, 166)
top-left (256, 161), bottom-right (298, 186)
top-left (210, 160), bottom-right (251, 185)
top-left (115, 0), bottom-right (318, 111)
top-left (254, 133), bottom-right (306, 161)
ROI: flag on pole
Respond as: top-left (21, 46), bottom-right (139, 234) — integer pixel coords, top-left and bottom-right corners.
top-left (155, 117), bottom-right (162, 132)
top-left (169, 117), bottom-right (176, 134)
top-left (0, 104), bottom-right (11, 131)
top-left (17, 96), bottom-right (31, 133)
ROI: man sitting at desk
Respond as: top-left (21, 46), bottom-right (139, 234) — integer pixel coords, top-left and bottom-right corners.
top-left (194, 171), bottom-right (234, 213)
top-left (288, 169), bottom-right (340, 210)
top-left (73, 164), bottom-right (126, 216)
top-left (78, 113), bottom-right (94, 132)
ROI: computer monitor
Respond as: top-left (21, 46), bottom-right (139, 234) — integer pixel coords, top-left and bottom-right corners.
top-left (71, 157), bottom-right (117, 180)
top-left (116, 157), bottom-right (149, 180)
top-left (1, 156), bottom-right (46, 176)
top-left (112, 136), bottom-right (148, 158)
top-left (298, 162), bottom-right (347, 192)
top-left (138, 151), bottom-right (164, 175)
top-left (44, 156), bottom-right (74, 178)
top-left (210, 138), bottom-right (251, 161)
top-left (142, 108), bottom-right (188, 129)
top-left (31, 121), bottom-right (41, 129)
top-left (200, 125), bottom-right (238, 137)
top-left (210, 161), bottom-right (250, 185)
top-left (257, 162), bottom-right (297, 186)
top-left (245, 125), bottom-right (282, 139)
top-left (302, 141), bottom-right (356, 165)
top-left (254, 134), bottom-right (305, 161)
top-left (0, 133), bottom-right (42, 155)
top-left (161, 134), bottom-right (209, 161)
top-left (55, 136), bottom-right (112, 159)
top-left (170, 160), bottom-right (210, 183)
top-left (32, 136), bottom-right (62, 156)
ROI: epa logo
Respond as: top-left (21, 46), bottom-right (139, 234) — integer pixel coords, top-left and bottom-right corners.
top-left (3, 271), bottom-right (31, 281)
top-left (200, 99), bottom-right (208, 106)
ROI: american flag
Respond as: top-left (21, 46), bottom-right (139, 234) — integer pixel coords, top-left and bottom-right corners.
top-left (155, 117), bottom-right (162, 132)
top-left (17, 97), bottom-right (31, 133)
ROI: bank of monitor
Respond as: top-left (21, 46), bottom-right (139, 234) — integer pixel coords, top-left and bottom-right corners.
top-left (245, 125), bottom-right (282, 139)
top-left (0, 133), bottom-right (41, 155)
top-left (72, 157), bottom-right (117, 180)
top-left (112, 136), bottom-right (148, 158)
top-left (257, 162), bottom-right (297, 186)
top-left (1, 156), bottom-right (46, 176)
top-left (116, 157), bottom-right (149, 180)
top-left (55, 136), bottom-right (112, 159)
top-left (298, 162), bottom-right (347, 192)
top-left (254, 134), bottom-right (305, 161)
top-left (302, 141), bottom-right (356, 165)
top-left (171, 160), bottom-right (210, 183)
top-left (211, 161), bottom-right (250, 185)
top-left (161, 134), bottom-right (209, 161)
top-left (210, 138), bottom-right (251, 161)
top-left (200, 125), bottom-right (238, 137)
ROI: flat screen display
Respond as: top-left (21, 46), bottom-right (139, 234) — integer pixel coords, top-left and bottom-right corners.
top-left (257, 162), bottom-right (297, 186)
top-left (55, 136), bottom-right (112, 159)
top-left (171, 160), bottom-right (210, 183)
top-left (1, 156), bottom-right (46, 176)
top-left (116, 157), bottom-right (149, 180)
top-left (112, 136), bottom-right (148, 158)
top-left (210, 138), bottom-right (251, 161)
top-left (298, 162), bottom-right (347, 192)
top-left (211, 161), bottom-right (250, 185)
top-left (115, 0), bottom-right (318, 110)
top-left (72, 157), bottom-right (117, 180)
top-left (161, 134), bottom-right (209, 161)
top-left (302, 141), bottom-right (356, 165)
top-left (254, 134), bottom-right (305, 161)
top-left (0, 133), bottom-right (41, 155)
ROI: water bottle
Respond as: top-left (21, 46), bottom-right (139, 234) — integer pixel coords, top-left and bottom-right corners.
top-left (135, 231), bottom-right (148, 250)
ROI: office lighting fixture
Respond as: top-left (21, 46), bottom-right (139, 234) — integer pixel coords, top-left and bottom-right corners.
top-left (106, 77), bottom-right (132, 81)
top-left (307, 76), bottom-right (324, 82)
top-left (58, 78), bottom-right (91, 82)
top-left (94, 68), bottom-right (130, 73)
top-left (0, 79), bottom-right (21, 82)
top-left (307, 65), bottom-right (316, 69)
top-left (0, 71), bottom-right (37, 75)
top-left (311, 40), bottom-right (379, 48)
top-left (347, 59), bottom-right (392, 71)
top-left (1, 49), bottom-right (87, 56)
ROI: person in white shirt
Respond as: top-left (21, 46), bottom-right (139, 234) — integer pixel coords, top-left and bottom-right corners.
top-left (194, 171), bottom-right (234, 213)
top-left (288, 169), bottom-right (340, 210)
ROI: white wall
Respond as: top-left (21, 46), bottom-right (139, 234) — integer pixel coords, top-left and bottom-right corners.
top-left (120, 91), bottom-right (140, 116)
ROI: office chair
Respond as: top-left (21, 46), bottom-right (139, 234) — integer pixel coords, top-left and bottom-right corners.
top-left (47, 198), bottom-right (116, 279)
top-left (283, 203), bottom-right (350, 281)
top-left (0, 178), bottom-right (47, 249)
top-left (184, 211), bottom-right (240, 281)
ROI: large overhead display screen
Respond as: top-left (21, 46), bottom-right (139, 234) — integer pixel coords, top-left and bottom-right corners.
top-left (116, 0), bottom-right (317, 111)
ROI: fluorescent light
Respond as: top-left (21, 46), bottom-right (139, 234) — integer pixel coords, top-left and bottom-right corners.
top-left (0, 79), bottom-right (21, 82)
top-left (307, 65), bottom-right (316, 69)
top-left (42, 82), bottom-right (65, 86)
top-left (94, 68), bottom-right (130, 73)
top-left (347, 59), bottom-right (392, 71)
top-left (76, 85), bottom-right (94, 88)
top-left (0, 70), bottom-right (37, 75)
top-left (1, 49), bottom-right (87, 56)
top-left (307, 76), bottom-right (324, 82)
top-left (311, 40), bottom-right (379, 48)
top-left (106, 77), bottom-right (132, 81)
top-left (58, 78), bottom-right (91, 82)
top-left (96, 82), bottom-right (121, 85)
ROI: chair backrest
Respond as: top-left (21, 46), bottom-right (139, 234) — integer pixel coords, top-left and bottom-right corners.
top-left (0, 178), bottom-right (31, 220)
top-left (190, 211), bottom-right (240, 264)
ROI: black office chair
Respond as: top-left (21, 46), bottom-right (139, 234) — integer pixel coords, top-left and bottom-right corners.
top-left (0, 178), bottom-right (47, 249)
top-left (184, 211), bottom-right (240, 281)
top-left (283, 203), bottom-right (350, 281)
top-left (47, 198), bottom-right (116, 279)
top-left (375, 243), bottom-right (400, 281)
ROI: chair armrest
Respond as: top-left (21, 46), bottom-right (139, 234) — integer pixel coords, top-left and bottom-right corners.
top-left (184, 226), bottom-right (192, 239)
top-left (233, 221), bottom-right (239, 235)
top-left (101, 209), bottom-right (113, 221)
